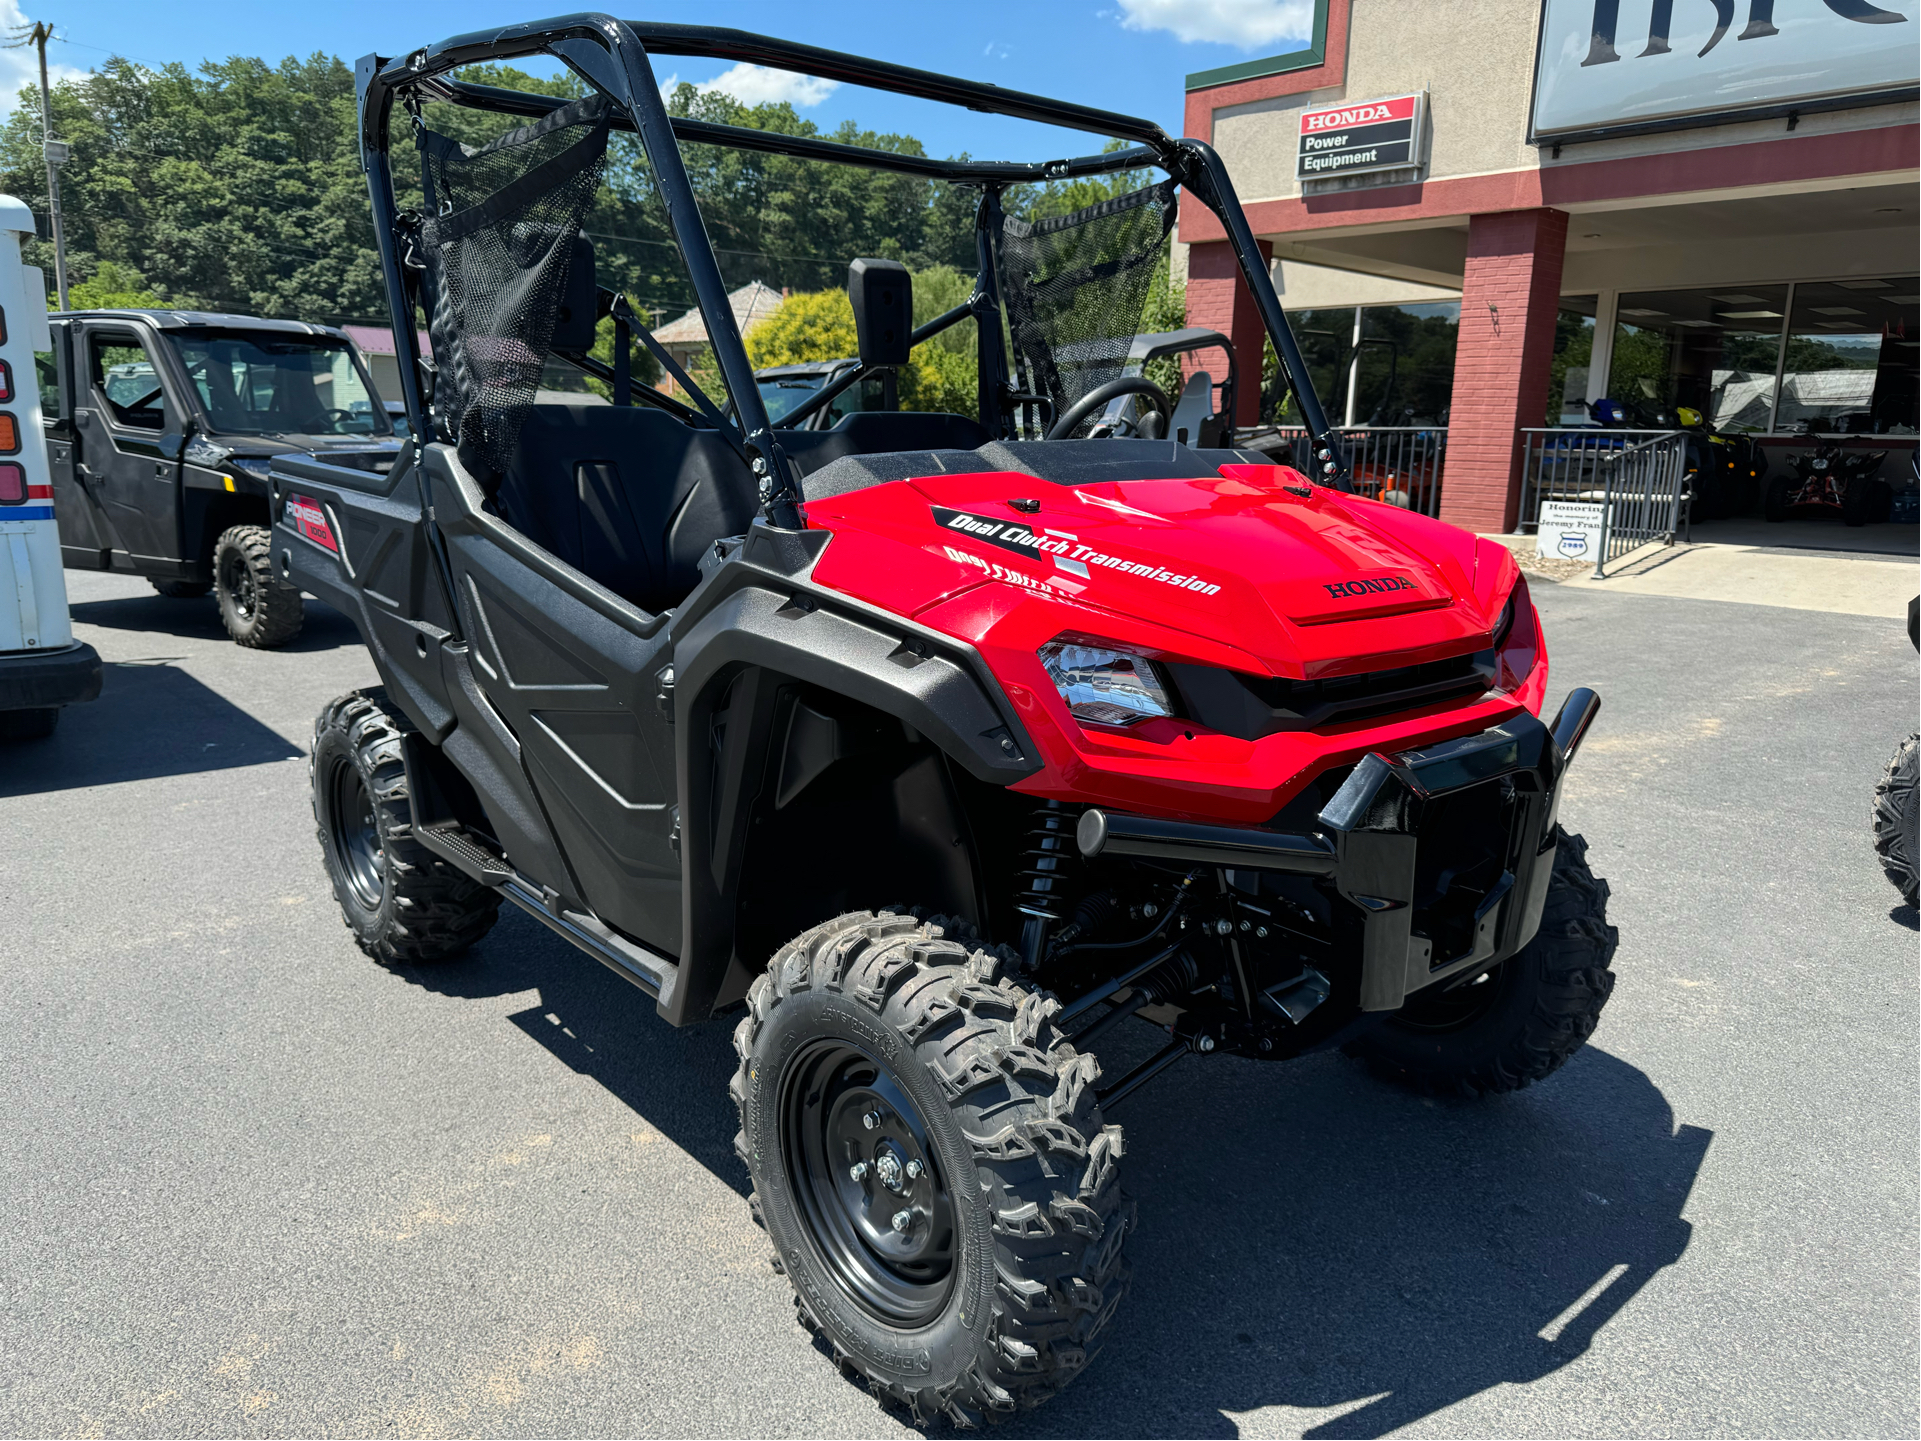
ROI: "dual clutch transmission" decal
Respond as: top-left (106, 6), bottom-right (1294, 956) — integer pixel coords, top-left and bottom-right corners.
top-left (931, 506), bottom-right (1221, 597)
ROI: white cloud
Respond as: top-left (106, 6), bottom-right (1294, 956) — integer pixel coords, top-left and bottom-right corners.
top-left (1116, 0), bottom-right (1316, 48)
top-left (674, 62), bottom-right (839, 109)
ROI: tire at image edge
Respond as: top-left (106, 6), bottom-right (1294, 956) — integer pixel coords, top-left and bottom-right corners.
top-left (1872, 733), bottom-right (1919, 909)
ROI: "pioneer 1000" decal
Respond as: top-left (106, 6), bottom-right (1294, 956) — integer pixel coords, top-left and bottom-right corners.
top-left (931, 506), bottom-right (1222, 597)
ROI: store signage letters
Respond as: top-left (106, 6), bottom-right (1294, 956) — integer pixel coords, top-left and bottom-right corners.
top-left (1532, 0), bottom-right (1918, 139)
top-left (1296, 93), bottom-right (1425, 179)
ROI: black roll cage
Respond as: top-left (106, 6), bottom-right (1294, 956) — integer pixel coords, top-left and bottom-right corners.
top-left (354, 12), bottom-right (1348, 528)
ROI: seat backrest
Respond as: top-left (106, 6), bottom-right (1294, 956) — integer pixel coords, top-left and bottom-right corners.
top-left (497, 403), bottom-right (758, 613)
top-left (1166, 369), bottom-right (1214, 446)
top-left (778, 410), bottom-right (991, 477)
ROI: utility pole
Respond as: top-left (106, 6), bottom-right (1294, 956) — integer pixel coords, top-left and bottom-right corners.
top-left (7, 22), bottom-right (69, 310)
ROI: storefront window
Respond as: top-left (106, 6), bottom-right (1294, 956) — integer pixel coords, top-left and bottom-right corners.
top-left (1607, 285), bottom-right (1788, 431)
top-left (1549, 296), bottom-right (1596, 425)
top-left (1275, 303), bottom-right (1460, 427)
top-left (1356, 302), bottom-right (1459, 426)
top-left (1776, 278), bottom-right (1918, 434)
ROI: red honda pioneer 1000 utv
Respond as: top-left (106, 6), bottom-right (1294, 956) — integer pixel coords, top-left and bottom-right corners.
top-left (280, 16), bottom-right (1616, 1425)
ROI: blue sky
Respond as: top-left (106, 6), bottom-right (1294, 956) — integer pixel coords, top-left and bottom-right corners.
top-left (0, 0), bottom-right (1316, 158)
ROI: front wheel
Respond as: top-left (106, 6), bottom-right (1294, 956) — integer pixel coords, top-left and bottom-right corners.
top-left (732, 912), bottom-right (1133, 1426)
top-left (213, 525), bottom-right (303, 648)
top-left (1349, 829), bottom-right (1618, 1096)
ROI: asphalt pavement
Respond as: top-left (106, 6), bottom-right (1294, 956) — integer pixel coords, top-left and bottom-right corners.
top-left (2, 566), bottom-right (1915, 1438)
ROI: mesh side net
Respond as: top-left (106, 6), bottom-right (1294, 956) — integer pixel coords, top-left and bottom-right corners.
top-left (997, 180), bottom-right (1176, 437)
top-left (418, 94), bottom-right (611, 475)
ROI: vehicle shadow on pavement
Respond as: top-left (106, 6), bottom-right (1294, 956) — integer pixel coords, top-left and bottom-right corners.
top-left (68, 592), bottom-right (361, 652)
top-left (395, 906), bottom-right (750, 1190)
top-left (1889, 903), bottom-right (1917, 932)
top-left (1002, 1036), bottom-right (1711, 1440)
top-left (0, 659), bottom-right (302, 796)
top-left (391, 912), bottom-right (1709, 1440)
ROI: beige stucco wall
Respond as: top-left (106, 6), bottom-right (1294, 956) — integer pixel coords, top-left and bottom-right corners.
top-left (1210, 0), bottom-right (1542, 203)
top-left (1273, 258), bottom-right (1458, 307)
top-left (1207, 0), bottom-right (1918, 204)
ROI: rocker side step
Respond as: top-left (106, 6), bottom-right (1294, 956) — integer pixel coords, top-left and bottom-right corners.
top-left (415, 821), bottom-right (679, 1006)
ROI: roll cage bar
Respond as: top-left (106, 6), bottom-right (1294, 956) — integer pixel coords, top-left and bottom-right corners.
top-left (355, 12), bottom-right (1348, 529)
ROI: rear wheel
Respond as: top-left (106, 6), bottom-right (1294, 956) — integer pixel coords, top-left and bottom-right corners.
top-left (214, 525), bottom-right (303, 648)
top-left (1349, 829), bottom-right (1617, 1096)
top-left (311, 688), bottom-right (499, 964)
top-left (1873, 734), bottom-right (1919, 909)
top-left (1763, 476), bottom-right (1791, 522)
top-left (732, 911), bottom-right (1132, 1426)
top-left (150, 578), bottom-right (211, 599)
top-left (0, 707), bottom-right (58, 741)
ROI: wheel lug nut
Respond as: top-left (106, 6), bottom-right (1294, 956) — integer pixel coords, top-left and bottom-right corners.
top-left (1214, 918), bottom-right (1232, 935)
top-left (905, 1159), bottom-right (923, 1179)
top-left (891, 1209), bottom-right (913, 1233)
top-left (849, 1161), bottom-right (869, 1181)
top-left (861, 1109), bottom-right (883, 1131)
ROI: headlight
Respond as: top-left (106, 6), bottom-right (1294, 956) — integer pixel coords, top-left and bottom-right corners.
top-left (1493, 594), bottom-right (1515, 648)
top-left (1039, 640), bottom-right (1176, 727)
top-left (225, 455), bottom-right (274, 480)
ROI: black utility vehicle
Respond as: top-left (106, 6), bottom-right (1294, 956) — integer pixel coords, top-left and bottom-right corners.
top-left (283, 16), bottom-right (1615, 1426)
top-left (41, 310), bottom-right (399, 646)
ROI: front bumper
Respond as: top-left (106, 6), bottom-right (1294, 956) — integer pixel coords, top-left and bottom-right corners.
top-left (1076, 688), bottom-right (1602, 1012)
top-left (0, 641), bottom-right (104, 712)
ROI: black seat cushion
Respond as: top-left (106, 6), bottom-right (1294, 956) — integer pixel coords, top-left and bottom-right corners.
top-left (497, 404), bottom-right (759, 613)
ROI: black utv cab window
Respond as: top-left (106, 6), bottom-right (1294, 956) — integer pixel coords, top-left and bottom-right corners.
top-left (164, 331), bottom-right (392, 438)
top-left (89, 334), bottom-right (165, 430)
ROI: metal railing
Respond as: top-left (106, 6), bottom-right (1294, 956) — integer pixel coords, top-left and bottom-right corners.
top-left (1263, 426), bottom-right (1448, 515)
top-left (1519, 428), bottom-right (1688, 578)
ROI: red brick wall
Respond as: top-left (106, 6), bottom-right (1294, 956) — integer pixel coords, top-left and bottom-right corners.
top-left (1183, 239), bottom-right (1273, 428)
top-left (1439, 208), bottom-right (1569, 534)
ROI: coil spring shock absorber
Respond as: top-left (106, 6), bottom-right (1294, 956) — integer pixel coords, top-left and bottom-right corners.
top-left (1016, 799), bottom-right (1076, 969)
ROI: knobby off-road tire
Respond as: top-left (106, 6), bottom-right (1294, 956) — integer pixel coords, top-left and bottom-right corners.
top-left (731, 911), bottom-right (1133, 1427)
top-left (1873, 734), bottom-right (1919, 908)
top-left (213, 524), bottom-right (303, 648)
top-left (311, 688), bottom-right (499, 964)
top-left (150, 578), bottom-right (211, 599)
top-left (1350, 828), bottom-right (1618, 1096)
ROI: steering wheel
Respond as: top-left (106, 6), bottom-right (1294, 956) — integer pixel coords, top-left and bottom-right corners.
top-left (1045, 376), bottom-right (1171, 441)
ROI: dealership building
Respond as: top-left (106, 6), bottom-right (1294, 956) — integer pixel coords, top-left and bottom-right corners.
top-left (1179, 0), bottom-right (1919, 534)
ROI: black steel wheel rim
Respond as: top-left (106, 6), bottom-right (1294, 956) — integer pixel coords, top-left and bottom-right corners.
top-left (778, 1037), bottom-right (957, 1329)
top-left (327, 757), bottom-right (384, 912)
top-left (221, 548), bottom-right (257, 620)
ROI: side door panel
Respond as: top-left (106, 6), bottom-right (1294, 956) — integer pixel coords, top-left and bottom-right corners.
top-left (73, 323), bottom-right (183, 569)
top-left (425, 451), bottom-right (682, 954)
top-left (37, 322), bottom-right (110, 567)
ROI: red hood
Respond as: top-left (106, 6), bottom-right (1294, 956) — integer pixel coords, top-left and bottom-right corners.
top-left (805, 463), bottom-right (1518, 680)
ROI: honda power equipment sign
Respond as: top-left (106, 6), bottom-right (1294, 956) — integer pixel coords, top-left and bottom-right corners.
top-left (1531, 0), bottom-right (1918, 142)
top-left (1296, 93), bottom-right (1426, 181)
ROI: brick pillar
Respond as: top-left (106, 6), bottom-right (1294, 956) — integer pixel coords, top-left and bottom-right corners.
top-left (1439, 209), bottom-right (1569, 534)
top-left (1183, 238), bottom-right (1273, 428)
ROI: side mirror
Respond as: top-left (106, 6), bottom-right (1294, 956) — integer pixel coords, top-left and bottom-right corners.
top-left (848, 258), bottom-right (911, 369)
